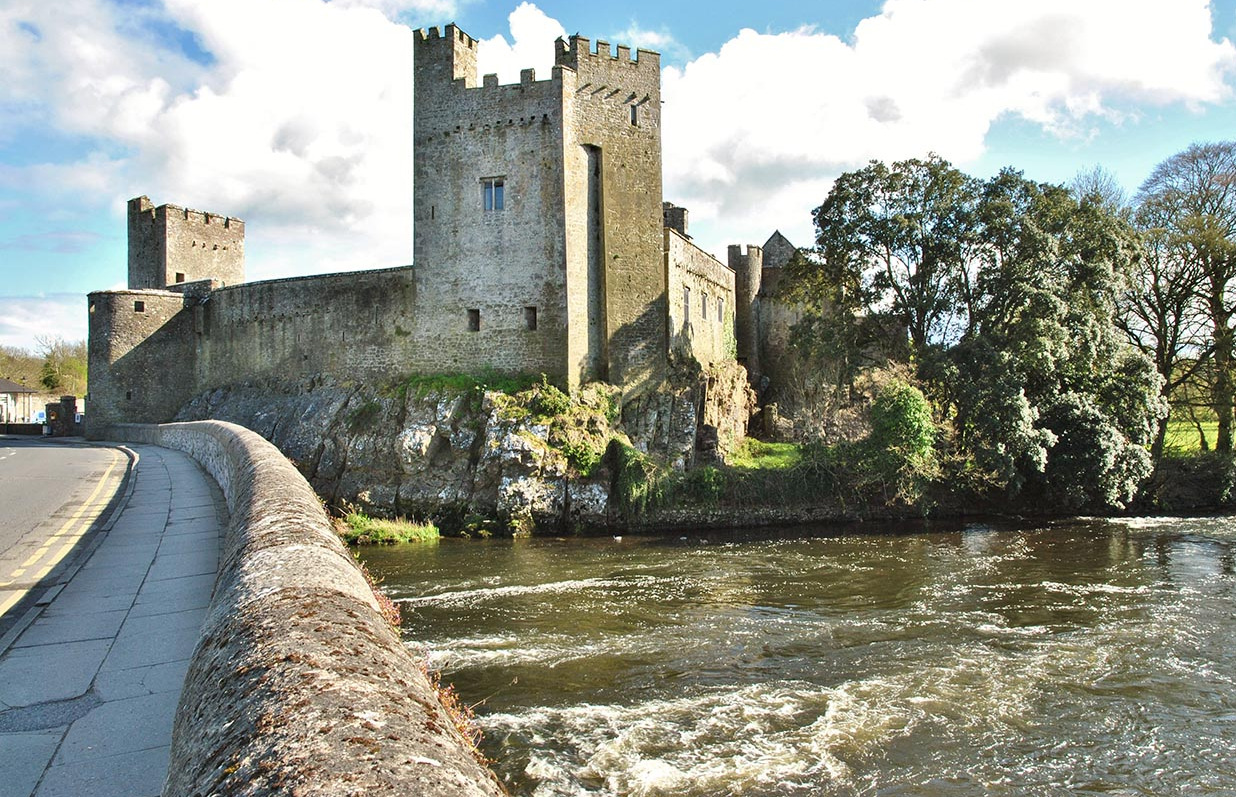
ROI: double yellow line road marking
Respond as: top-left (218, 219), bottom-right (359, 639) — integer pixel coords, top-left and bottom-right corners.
top-left (0, 448), bottom-right (125, 617)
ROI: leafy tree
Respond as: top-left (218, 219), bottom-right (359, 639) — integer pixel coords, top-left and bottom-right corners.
top-left (36, 336), bottom-right (88, 395)
top-left (1135, 142), bottom-right (1236, 451)
top-left (811, 155), bottom-right (980, 351)
top-left (789, 158), bottom-right (1163, 509)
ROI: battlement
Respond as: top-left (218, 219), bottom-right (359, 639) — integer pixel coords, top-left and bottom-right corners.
top-left (555, 35), bottom-right (659, 73)
top-left (416, 24), bottom-right (478, 49)
top-left (129, 196), bottom-right (244, 232)
top-left (414, 24), bottom-right (479, 92)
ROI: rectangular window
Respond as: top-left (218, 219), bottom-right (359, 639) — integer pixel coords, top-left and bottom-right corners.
top-left (175, 272), bottom-right (186, 283)
top-left (134, 300), bottom-right (145, 313)
top-left (683, 286), bottom-right (691, 325)
top-left (525, 306), bottom-right (538, 331)
top-left (702, 292), bottom-right (709, 320)
top-left (482, 178), bottom-right (505, 211)
top-left (717, 297), bottom-right (724, 322)
top-left (467, 308), bottom-right (480, 331)
top-left (630, 105), bottom-right (638, 126)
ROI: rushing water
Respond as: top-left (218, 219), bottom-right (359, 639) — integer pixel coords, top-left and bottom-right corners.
top-left (360, 517), bottom-right (1236, 796)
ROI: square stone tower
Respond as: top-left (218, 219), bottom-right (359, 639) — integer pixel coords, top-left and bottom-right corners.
top-left (127, 196), bottom-right (245, 290)
top-left (412, 25), bottom-right (666, 392)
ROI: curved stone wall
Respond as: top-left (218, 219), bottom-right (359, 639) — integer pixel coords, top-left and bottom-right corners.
top-left (105, 421), bottom-right (503, 797)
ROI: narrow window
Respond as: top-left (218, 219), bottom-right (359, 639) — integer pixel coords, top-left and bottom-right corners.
top-left (525, 306), bottom-right (538, 331)
top-left (134, 300), bottom-right (145, 313)
top-left (718, 296), bottom-right (724, 322)
top-left (630, 105), bottom-right (638, 126)
top-left (482, 178), bottom-right (505, 211)
top-left (467, 308), bottom-right (481, 331)
top-left (431, 205), bottom-right (436, 220)
top-left (702, 292), bottom-right (709, 320)
top-left (683, 286), bottom-right (691, 326)
top-left (125, 390), bottom-right (133, 400)
top-left (175, 272), bottom-right (186, 283)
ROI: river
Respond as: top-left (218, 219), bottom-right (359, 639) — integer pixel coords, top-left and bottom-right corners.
top-left (360, 516), bottom-right (1236, 796)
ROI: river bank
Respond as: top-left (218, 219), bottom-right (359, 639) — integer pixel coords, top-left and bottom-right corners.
top-left (174, 370), bottom-right (1236, 536)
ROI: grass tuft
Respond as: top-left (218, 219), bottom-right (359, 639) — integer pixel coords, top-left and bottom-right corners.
top-left (728, 439), bottom-right (803, 470)
top-left (336, 512), bottom-right (439, 545)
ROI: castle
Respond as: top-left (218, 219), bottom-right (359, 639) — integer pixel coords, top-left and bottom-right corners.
top-left (87, 25), bottom-right (797, 434)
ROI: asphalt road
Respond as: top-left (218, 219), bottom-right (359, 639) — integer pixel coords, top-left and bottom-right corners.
top-left (0, 438), bottom-right (126, 634)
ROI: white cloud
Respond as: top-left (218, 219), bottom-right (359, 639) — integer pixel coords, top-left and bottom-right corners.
top-left (3, 0), bottom-right (1235, 336)
top-left (476, 2), bottom-right (566, 83)
top-left (663, 0), bottom-right (1236, 255)
top-left (0, 294), bottom-right (88, 351)
top-left (328, 0), bottom-right (456, 18)
top-left (3, 0), bottom-right (418, 278)
top-left (613, 22), bottom-right (689, 63)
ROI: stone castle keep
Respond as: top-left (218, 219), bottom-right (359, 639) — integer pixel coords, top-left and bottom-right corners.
top-left (88, 25), bottom-right (797, 433)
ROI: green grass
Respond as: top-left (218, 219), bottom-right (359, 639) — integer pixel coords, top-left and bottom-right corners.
top-left (728, 439), bottom-right (803, 470)
top-left (337, 512), bottom-right (439, 545)
top-left (389, 370), bottom-right (544, 401)
top-left (1163, 418), bottom-right (1219, 455)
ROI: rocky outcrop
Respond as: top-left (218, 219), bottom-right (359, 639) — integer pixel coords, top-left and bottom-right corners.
top-left (175, 364), bottom-right (756, 533)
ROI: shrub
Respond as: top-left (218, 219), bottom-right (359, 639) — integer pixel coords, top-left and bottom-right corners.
top-left (531, 374), bottom-right (571, 418)
top-left (676, 465), bottom-right (725, 505)
top-left (612, 441), bottom-right (666, 516)
top-left (559, 435), bottom-right (604, 476)
top-left (860, 380), bottom-right (939, 505)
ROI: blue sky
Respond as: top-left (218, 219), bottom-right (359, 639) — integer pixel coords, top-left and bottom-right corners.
top-left (2, 0), bottom-right (1235, 350)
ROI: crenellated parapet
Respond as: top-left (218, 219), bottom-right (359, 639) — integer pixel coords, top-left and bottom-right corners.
top-left (554, 34), bottom-right (661, 83)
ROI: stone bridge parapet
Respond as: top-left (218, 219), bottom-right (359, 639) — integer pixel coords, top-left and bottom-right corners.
top-left (105, 421), bottom-right (503, 797)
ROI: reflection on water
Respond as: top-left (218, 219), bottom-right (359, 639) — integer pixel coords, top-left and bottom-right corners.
top-left (360, 517), bottom-right (1236, 796)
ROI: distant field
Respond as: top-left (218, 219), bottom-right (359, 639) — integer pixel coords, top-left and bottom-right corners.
top-left (1163, 418), bottom-right (1219, 454)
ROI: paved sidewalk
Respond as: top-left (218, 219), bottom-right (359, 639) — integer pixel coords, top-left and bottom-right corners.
top-left (0, 444), bottom-right (226, 797)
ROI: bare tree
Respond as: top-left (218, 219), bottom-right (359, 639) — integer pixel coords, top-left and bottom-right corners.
top-left (1136, 142), bottom-right (1236, 452)
top-left (1117, 220), bottom-right (1209, 458)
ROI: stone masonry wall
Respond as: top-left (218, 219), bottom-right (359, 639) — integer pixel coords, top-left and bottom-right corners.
top-left (104, 420), bottom-right (503, 796)
top-left (729, 244), bottom-right (763, 377)
top-left (557, 36), bottom-right (666, 395)
top-left (86, 290), bottom-right (197, 433)
top-left (413, 26), bottom-right (571, 385)
top-left (198, 267), bottom-right (421, 388)
top-left (666, 229), bottom-right (736, 367)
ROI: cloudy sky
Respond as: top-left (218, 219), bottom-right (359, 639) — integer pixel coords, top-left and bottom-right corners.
top-left (3, 0), bottom-right (1235, 350)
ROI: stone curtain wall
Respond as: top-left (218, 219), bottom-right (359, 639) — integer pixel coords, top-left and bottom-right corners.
top-left (666, 229), bottom-right (737, 367)
top-left (105, 420), bottom-right (503, 797)
top-left (199, 267), bottom-right (420, 388)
